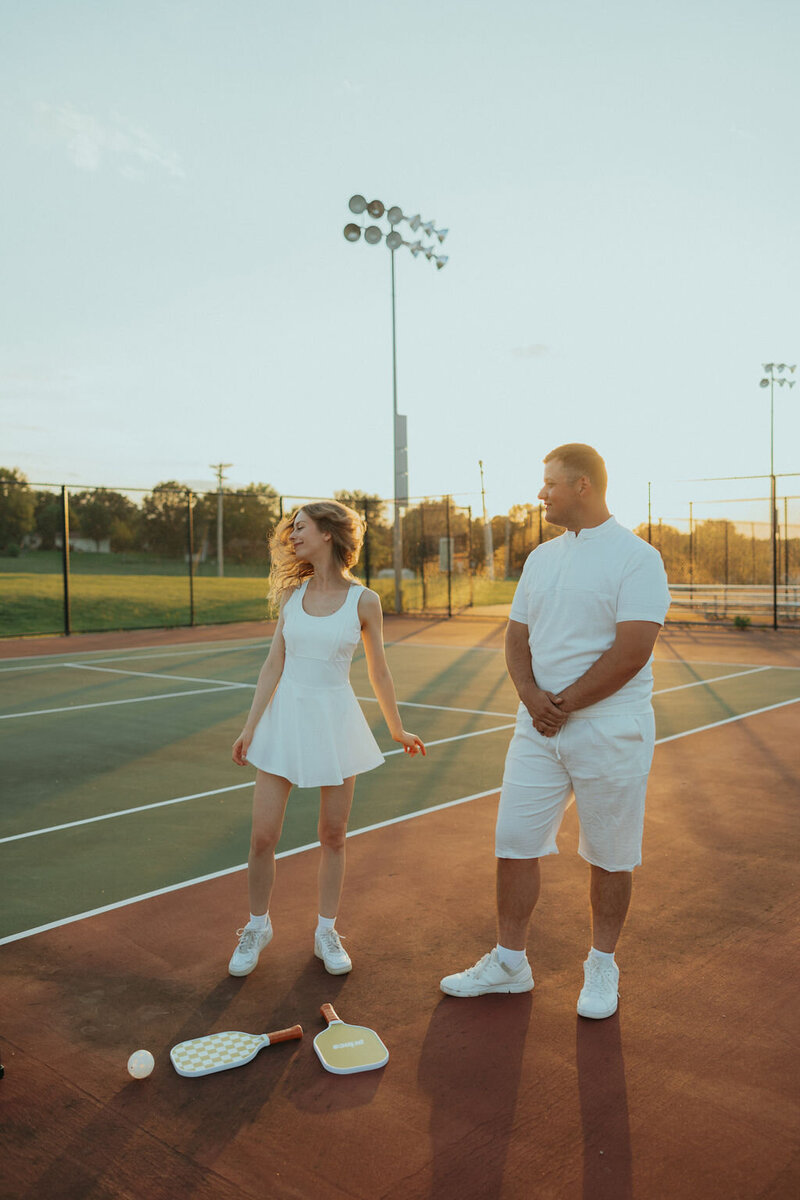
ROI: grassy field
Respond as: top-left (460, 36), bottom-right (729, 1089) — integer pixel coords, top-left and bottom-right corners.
top-left (0, 559), bottom-right (517, 637)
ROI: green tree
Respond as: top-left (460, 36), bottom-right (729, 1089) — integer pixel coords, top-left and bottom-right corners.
top-left (142, 482), bottom-right (192, 558)
top-left (0, 468), bottom-right (36, 551)
top-left (71, 489), bottom-right (141, 551)
top-left (196, 483), bottom-right (281, 564)
top-left (34, 489), bottom-right (63, 550)
top-left (334, 490), bottom-right (393, 575)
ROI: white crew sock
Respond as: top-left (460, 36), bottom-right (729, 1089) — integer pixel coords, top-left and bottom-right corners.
top-left (589, 946), bottom-right (615, 964)
top-left (496, 944), bottom-right (526, 970)
top-left (316, 914), bottom-right (336, 935)
top-left (248, 912), bottom-right (269, 930)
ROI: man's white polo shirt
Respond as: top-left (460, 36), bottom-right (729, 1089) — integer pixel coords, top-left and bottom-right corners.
top-left (509, 516), bottom-right (671, 716)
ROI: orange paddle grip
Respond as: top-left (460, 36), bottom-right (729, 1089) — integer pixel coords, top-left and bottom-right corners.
top-left (320, 1003), bottom-right (340, 1024)
top-left (267, 1024), bottom-right (303, 1044)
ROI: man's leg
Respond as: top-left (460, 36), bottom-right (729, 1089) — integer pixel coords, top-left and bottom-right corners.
top-left (589, 864), bottom-right (632, 953)
top-left (497, 856), bottom-right (541, 951)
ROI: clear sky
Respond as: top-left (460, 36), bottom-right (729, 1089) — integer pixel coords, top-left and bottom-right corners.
top-left (2, 0), bottom-right (798, 529)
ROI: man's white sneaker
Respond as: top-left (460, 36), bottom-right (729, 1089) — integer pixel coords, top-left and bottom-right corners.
top-left (440, 948), bottom-right (534, 997)
top-left (228, 920), bottom-right (273, 977)
top-left (314, 928), bottom-right (352, 975)
top-left (577, 955), bottom-right (620, 1018)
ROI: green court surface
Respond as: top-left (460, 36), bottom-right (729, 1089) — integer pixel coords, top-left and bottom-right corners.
top-left (2, 637), bottom-right (799, 942)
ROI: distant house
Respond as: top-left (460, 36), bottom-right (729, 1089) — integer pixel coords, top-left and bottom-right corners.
top-left (54, 535), bottom-right (111, 553)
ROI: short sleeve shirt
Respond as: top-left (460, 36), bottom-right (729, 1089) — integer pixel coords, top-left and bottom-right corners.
top-left (509, 517), bottom-right (671, 715)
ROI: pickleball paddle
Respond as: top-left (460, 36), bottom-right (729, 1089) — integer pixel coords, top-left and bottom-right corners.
top-left (313, 1003), bottom-right (388, 1075)
top-left (170, 1023), bottom-right (303, 1077)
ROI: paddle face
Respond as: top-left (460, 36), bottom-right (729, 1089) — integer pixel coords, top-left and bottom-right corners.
top-left (171, 1025), bottom-right (302, 1077)
top-left (313, 1005), bottom-right (388, 1075)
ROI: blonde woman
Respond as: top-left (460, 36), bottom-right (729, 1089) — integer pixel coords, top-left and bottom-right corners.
top-left (229, 501), bottom-right (425, 978)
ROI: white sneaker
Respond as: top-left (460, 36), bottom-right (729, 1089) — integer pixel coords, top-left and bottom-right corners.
top-left (314, 928), bottom-right (352, 975)
top-left (228, 920), bottom-right (273, 977)
top-left (577, 955), bottom-right (620, 1018)
top-left (440, 948), bottom-right (534, 997)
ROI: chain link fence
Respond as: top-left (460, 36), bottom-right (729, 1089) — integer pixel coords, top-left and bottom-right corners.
top-left (1, 472), bottom-right (798, 637)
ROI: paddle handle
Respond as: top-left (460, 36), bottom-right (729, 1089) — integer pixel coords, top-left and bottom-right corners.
top-left (320, 1003), bottom-right (341, 1025)
top-left (266, 1024), bottom-right (303, 1045)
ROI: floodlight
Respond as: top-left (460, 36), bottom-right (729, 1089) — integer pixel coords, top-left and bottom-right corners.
top-left (408, 214), bottom-right (421, 231)
top-left (435, 255), bottom-right (448, 269)
top-left (422, 220), bottom-right (435, 236)
top-left (364, 225), bottom-right (382, 244)
top-left (386, 230), bottom-right (403, 250)
top-left (763, 363), bottom-right (774, 371)
top-left (777, 363), bottom-right (786, 373)
top-left (435, 228), bottom-right (449, 243)
top-left (367, 199), bottom-right (385, 218)
top-left (789, 365), bottom-right (797, 373)
top-left (387, 206), bottom-right (404, 225)
top-left (424, 246), bottom-right (436, 260)
top-left (760, 378), bottom-right (770, 388)
top-left (349, 195), bottom-right (367, 214)
top-left (409, 240), bottom-right (423, 257)
top-left (344, 223), bottom-right (362, 242)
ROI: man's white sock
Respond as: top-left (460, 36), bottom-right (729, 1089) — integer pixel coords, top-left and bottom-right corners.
top-left (497, 944), bottom-right (526, 970)
top-left (589, 946), bottom-right (615, 964)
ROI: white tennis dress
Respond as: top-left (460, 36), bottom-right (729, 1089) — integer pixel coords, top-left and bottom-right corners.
top-left (245, 580), bottom-right (385, 788)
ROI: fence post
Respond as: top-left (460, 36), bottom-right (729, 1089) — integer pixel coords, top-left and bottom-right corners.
top-left (467, 505), bottom-right (474, 607)
top-left (419, 502), bottom-right (427, 611)
top-left (689, 502), bottom-right (694, 599)
top-left (362, 499), bottom-right (371, 588)
top-left (445, 495), bottom-right (452, 618)
top-left (187, 490), bottom-right (196, 627)
top-left (60, 485), bottom-right (71, 636)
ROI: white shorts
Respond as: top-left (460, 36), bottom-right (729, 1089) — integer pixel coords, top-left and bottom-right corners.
top-left (495, 708), bottom-right (656, 872)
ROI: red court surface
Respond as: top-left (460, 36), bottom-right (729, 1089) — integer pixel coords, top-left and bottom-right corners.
top-left (1, 619), bottom-right (799, 1199)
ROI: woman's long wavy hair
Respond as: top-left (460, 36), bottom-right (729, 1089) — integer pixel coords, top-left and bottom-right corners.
top-left (268, 500), bottom-right (366, 608)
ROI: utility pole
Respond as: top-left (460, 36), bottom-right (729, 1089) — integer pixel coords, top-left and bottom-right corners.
top-left (479, 460), bottom-right (494, 579)
top-left (209, 462), bottom-right (232, 577)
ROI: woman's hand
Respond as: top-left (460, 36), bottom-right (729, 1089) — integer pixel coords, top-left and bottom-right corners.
top-left (232, 728), bottom-right (253, 766)
top-left (393, 730), bottom-right (426, 757)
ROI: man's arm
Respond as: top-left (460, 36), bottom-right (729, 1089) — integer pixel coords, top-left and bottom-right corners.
top-left (554, 621), bottom-right (662, 714)
top-left (505, 619), bottom-right (567, 735)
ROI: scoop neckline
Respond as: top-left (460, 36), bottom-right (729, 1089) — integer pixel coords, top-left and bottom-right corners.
top-left (299, 580), bottom-right (360, 619)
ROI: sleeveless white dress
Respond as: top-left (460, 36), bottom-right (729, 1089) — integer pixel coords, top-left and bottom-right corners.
top-left (245, 580), bottom-right (385, 788)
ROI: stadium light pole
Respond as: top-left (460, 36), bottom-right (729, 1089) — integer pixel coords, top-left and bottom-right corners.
top-left (344, 195), bottom-right (449, 613)
top-left (759, 362), bottom-right (796, 628)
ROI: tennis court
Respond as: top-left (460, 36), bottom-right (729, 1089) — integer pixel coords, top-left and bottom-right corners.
top-left (2, 617), bottom-right (799, 1198)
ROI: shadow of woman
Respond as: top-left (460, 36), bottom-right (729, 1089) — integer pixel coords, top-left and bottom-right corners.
top-left (576, 1011), bottom-right (632, 1200)
top-left (417, 992), bottom-right (533, 1200)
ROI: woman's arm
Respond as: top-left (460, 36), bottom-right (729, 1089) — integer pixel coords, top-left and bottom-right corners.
top-left (231, 602), bottom-right (288, 766)
top-left (358, 590), bottom-right (425, 756)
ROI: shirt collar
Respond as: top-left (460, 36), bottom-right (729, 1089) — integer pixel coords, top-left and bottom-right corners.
top-left (563, 516), bottom-right (617, 542)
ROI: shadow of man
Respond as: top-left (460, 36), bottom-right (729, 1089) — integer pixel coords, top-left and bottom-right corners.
top-left (417, 992), bottom-right (533, 1200)
top-left (576, 1011), bottom-right (632, 1200)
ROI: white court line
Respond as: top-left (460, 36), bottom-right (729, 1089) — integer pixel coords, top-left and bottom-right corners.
top-left (63, 662), bottom-right (249, 688)
top-left (0, 684), bottom-right (241, 721)
top-left (0, 640), bottom-right (270, 672)
top-left (357, 695), bottom-right (516, 718)
top-left (0, 723), bottom-right (516, 845)
top-left (3, 693), bottom-right (800, 945)
top-left (652, 665), bottom-right (770, 695)
top-left (0, 787), bottom-right (500, 947)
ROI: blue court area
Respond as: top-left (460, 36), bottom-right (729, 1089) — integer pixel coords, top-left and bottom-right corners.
top-left (2, 635), bottom-right (800, 942)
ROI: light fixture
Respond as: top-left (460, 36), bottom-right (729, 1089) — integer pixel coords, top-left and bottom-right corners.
top-left (435, 228), bottom-right (448, 243)
top-left (387, 206), bottom-right (404, 225)
top-left (435, 255), bottom-right (448, 269)
top-left (367, 199), bottom-right (385, 218)
top-left (349, 194), bottom-right (367, 214)
top-left (364, 225), bottom-right (383, 244)
top-left (344, 223), bottom-right (362, 242)
top-left (386, 230), bottom-right (404, 250)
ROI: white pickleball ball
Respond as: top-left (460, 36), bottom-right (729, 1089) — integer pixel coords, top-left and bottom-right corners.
top-left (127, 1049), bottom-right (155, 1079)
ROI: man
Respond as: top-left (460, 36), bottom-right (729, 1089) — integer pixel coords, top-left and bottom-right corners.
top-left (441, 444), bottom-right (671, 1018)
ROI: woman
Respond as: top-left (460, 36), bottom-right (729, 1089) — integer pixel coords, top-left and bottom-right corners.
top-left (229, 500), bottom-right (425, 978)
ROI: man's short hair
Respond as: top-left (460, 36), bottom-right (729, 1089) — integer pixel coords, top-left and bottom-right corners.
top-left (544, 444), bottom-right (608, 494)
